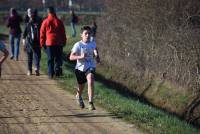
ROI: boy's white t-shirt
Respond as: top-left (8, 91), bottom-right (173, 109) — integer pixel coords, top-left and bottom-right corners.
top-left (71, 41), bottom-right (96, 71)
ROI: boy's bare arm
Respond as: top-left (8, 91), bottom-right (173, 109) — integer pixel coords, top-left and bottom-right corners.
top-left (94, 48), bottom-right (100, 63)
top-left (69, 52), bottom-right (85, 61)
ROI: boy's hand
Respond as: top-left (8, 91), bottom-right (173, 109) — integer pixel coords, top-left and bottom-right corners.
top-left (22, 39), bottom-right (25, 46)
top-left (96, 56), bottom-right (100, 64)
top-left (80, 53), bottom-right (87, 59)
top-left (93, 49), bottom-right (100, 63)
top-left (22, 39), bottom-right (26, 52)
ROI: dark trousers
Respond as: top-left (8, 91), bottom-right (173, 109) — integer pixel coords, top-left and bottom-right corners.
top-left (27, 48), bottom-right (41, 72)
top-left (46, 45), bottom-right (63, 77)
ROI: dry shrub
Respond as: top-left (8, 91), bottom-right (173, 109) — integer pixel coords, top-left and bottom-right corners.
top-left (97, 0), bottom-right (200, 125)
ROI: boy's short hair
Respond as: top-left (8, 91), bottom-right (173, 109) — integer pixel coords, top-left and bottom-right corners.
top-left (80, 26), bottom-right (91, 34)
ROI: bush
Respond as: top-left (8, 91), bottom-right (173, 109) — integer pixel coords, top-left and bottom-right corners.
top-left (97, 0), bottom-right (200, 126)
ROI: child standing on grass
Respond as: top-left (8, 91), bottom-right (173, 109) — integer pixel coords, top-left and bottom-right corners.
top-left (0, 40), bottom-right (9, 78)
top-left (69, 26), bottom-right (100, 110)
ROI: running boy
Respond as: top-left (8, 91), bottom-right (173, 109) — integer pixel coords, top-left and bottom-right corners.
top-left (69, 26), bottom-right (100, 110)
top-left (0, 39), bottom-right (9, 78)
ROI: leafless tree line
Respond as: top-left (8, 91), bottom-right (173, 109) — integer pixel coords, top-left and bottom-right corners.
top-left (97, 0), bottom-right (200, 125)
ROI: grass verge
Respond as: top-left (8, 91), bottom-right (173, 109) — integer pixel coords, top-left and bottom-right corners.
top-left (40, 28), bottom-right (200, 134)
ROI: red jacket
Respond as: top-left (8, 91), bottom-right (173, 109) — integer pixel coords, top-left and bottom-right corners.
top-left (40, 14), bottom-right (66, 47)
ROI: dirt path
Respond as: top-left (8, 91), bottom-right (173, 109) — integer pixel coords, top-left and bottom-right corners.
top-left (0, 48), bottom-right (144, 134)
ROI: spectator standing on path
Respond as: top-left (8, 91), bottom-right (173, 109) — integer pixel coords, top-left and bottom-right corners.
top-left (70, 9), bottom-right (78, 38)
top-left (0, 40), bottom-right (9, 78)
top-left (90, 20), bottom-right (97, 42)
top-left (40, 6), bottom-right (67, 78)
top-left (24, 13), bottom-right (30, 24)
top-left (22, 8), bottom-right (43, 76)
top-left (6, 8), bottom-right (22, 61)
top-left (69, 26), bottom-right (100, 110)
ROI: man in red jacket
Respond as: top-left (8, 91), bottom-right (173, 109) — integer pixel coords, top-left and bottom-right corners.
top-left (40, 6), bottom-right (66, 78)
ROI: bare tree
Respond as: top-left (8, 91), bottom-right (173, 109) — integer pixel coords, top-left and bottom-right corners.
top-left (97, 0), bottom-right (200, 125)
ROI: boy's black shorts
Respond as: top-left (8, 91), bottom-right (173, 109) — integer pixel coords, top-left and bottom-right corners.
top-left (75, 68), bottom-right (95, 84)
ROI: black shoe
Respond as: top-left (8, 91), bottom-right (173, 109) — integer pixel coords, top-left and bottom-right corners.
top-left (76, 95), bottom-right (85, 109)
top-left (59, 68), bottom-right (63, 76)
top-left (55, 68), bottom-right (63, 77)
top-left (35, 70), bottom-right (40, 76)
top-left (55, 72), bottom-right (59, 77)
top-left (10, 56), bottom-right (14, 60)
top-left (48, 74), bottom-right (54, 79)
top-left (88, 102), bottom-right (96, 110)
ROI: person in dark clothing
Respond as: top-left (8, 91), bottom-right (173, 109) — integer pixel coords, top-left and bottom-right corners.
top-left (24, 9), bottom-right (42, 24)
top-left (24, 14), bottom-right (30, 24)
top-left (6, 8), bottom-right (22, 61)
top-left (22, 8), bottom-right (42, 76)
top-left (90, 21), bottom-right (97, 42)
top-left (70, 9), bottom-right (78, 37)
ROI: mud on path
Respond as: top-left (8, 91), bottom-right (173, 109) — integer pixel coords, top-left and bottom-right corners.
top-left (0, 48), bottom-right (143, 134)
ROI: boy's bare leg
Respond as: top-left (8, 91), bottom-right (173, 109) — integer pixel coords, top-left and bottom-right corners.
top-left (77, 84), bottom-right (85, 97)
top-left (86, 73), bottom-right (94, 102)
top-left (76, 84), bottom-right (85, 108)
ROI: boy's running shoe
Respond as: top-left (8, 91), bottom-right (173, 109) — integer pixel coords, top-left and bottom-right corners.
top-left (76, 95), bottom-right (85, 108)
top-left (88, 102), bottom-right (96, 110)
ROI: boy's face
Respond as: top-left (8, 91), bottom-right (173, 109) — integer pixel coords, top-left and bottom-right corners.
top-left (81, 30), bottom-right (91, 43)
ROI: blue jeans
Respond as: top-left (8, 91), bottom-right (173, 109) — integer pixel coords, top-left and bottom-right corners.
top-left (9, 34), bottom-right (21, 60)
top-left (46, 45), bottom-right (63, 77)
top-left (26, 48), bottom-right (41, 72)
top-left (71, 22), bottom-right (76, 37)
